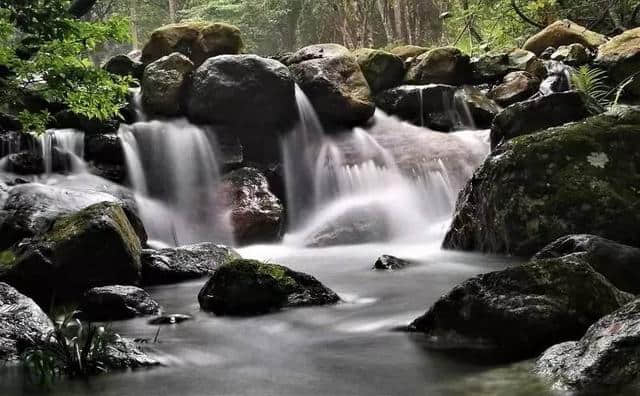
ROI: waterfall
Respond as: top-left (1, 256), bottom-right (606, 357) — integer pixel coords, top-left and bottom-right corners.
top-left (282, 88), bottom-right (490, 247)
top-left (39, 129), bottom-right (86, 174)
top-left (118, 118), bottom-right (233, 246)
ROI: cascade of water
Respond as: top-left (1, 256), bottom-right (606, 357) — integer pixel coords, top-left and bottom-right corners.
top-left (39, 129), bottom-right (86, 174)
top-left (118, 118), bottom-right (233, 246)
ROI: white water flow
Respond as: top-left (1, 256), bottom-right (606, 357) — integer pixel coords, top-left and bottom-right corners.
top-left (119, 119), bottom-right (233, 246)
top-left (283, 87), bottom-right (490, 247)
top-left (39, 128), bottom-right (86, 174)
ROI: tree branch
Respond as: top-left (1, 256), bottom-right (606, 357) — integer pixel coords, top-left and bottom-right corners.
top-left (510, 0), bottom-right (544, 29)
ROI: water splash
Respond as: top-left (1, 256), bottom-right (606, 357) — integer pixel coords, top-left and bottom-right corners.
top-left (39, 129), bottom-right (86, 174)
top-left (119, 118), bottom-right (233, 246)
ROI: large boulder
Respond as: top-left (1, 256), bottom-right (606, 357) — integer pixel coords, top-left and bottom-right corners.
top-left (0, 202), bottom-right (142, 304)
top-left (455, 86), bottom-right (501, 129)
top-left (523, 20), bottom-right (607, 55)
top-left (288, 44), bottom-right (375, 128)
top-left (405, 47), bottom-right (471, 85)
top-left (488, 71), bottom-right (540, 107)
top-left (470, 49), bottom-right (545, 83)
top-left (443, 106), bottom-right (640, 256)
top-left (373, 255), bottom-right (412, 271)
top-left (141, 243), bottom-right (240, 285)
top-left (1, 152), bottom-right (45, 175)
top-left (389, 45), bottom-right (429, 62)
top-left (535, 298), bottom-right (640, 392)
top-left (142, 52), bottom-right (194, 117)
top-left (535, 235), bottom-right (640, 294)
top-left (0, 282), bottom-right (52, 361)
top-left (221, 167), bottom-right (283, 245)
top-left (187, 54), bottom-right (296, 131)
top-left (103, 54), bottom-right (145, 80)
top-left (79, 285), bottom-right (161, 321)
top-left (490, 91), bottom-right (590, 149)
top-left (198, 259), bottom-right (340, 315)
top-left (550, 43), bottom-right (591, 66)
top-left (84, 133), bottom-right (126, 183)
top-left (141, 21), bottom-right (243, 66)
top-left (408, 258), bottom-right (632, 361)
top-left (353, 48), bottom-right (405, 93)
top-left (375, 84), bottom-right (458, 131)
top-left (595, 27), bottom-right (640, 97)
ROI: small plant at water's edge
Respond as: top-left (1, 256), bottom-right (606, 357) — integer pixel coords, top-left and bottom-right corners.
top-left (570, 66), bottom-right (637, 113)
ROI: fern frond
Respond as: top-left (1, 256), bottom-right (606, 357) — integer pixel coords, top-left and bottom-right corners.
top-left (570, 66), bottom-right (610, 113)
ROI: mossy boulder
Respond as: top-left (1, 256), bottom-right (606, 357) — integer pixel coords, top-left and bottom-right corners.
top-left (141, 21), bottom-right (243, 66)
top-left (470, 49), bottom-right (545, 83)
top-left (490, 91), bottom-right (590, 149)
top-left (389, 45), bottom-right (429, 61)
top-left (141, 243), bottom-right (240, 285)
top-left (0, 282), bottom-right (52, 361)
top-left (488, 71), bottom-right (540, 107)
top-left (141, 52), bottom-right (194, 117)
top-left (353, 48), bottom-right (405, 92)
top-left (523, 20), bottom-right (607, 55)
top-left (595, 27), bottom-right (640, 97)
top-left (198, 259), bottom-right (340, 315)
top-left (0, 202), bottom-right (143, 304)
top-left (288, 44), bottom-right (375, 128)
top-left (103, 54), bottom-right (145, 80)
top-left (535, 298), bottom-right (640, 392)
top-left (550, 43), bottom-right (591, 66)
top-left (79, 285), bottom-right (161, 321)
top-left (405, 47), bottom-right (471, 85)
top-left (409, 258), bottom-right (632, 362)
top-left (444, 106), bottom-right (640, 256)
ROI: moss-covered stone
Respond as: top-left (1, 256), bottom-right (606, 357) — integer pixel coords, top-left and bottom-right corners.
top-left (409, 257), bottom-right (632, 361)
top-left (405, 47), bottom-right (471, 85)
top-left (596, 27), bottom-right (640, 97)
top-left (141, 21), bottom-right (243, 66)
top-left (198, 259), bottom-right (340, 315)
top-left (444, 106), bottom-right (640, 256)
top-left (353, 48), bottom-right (405, 92)
top-left (141, 52), bottom-right (194, 116)
top-left (389, 45), bottom-right (429, 61)
top-left (523, 19), bottom-right (607, 55)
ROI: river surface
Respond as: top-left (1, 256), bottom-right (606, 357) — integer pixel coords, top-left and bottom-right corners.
top-left (2, 241), bottom-right (574, 396)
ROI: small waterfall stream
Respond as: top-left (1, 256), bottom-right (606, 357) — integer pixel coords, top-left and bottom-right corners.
top-left (39, 129), bottom-right (86, 174)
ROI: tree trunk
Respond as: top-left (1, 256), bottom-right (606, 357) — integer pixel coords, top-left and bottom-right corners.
top-left (130, 0), bottom-right (139, 50)
top-left (168, 0), bottom-right (177, 23)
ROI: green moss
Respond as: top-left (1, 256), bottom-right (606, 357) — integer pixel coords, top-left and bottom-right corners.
top-left (224, 259), bottom-right (297, 289)
top-left (0, 250), bottom-right (16, 269)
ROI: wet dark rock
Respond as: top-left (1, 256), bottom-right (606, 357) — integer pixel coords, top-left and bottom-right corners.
top-left (375, 84), bottom-right (457, 131)
top-left (221, 167), bottom-right (284, 245)
top-left (87, 163), bottom-right (127, 184)
top-left (406, 47), bottom-right (471, 85)
top-left (534, 235), bottom-right (640, 294)
top-left (550, 43), bottom-right (591, 66)
top-left (409, 258), bottom-right (632, 361)
top-left (470, 50), bottom-right (545, 83)
top-left (535, 298), bottom-right (640, 392)
top-left (0, 202), bottom-right (142, 304)
top-left (53, 110), bottom-right (120, 135)
top-left (373, 255), bottom-right (412, 271)
top-left (187, 55), bottom-right (296, 131)
top-left (444, 106), bottom-right (640, 256)
top-left (304, 206), bottom-right (391, 248)
top-left (198, 259), bottom-right (340, 316)
top-left (141, 243), bottom-right (240, 285)
top-left (103, 54), bottom-right (145, 80)
top-left (85, 133), bottom-right (125, 165)
top-left (148, 314), bottom-right (193, 325)
top-left (455, 86), bottom-right (501, 129)
top-left (103, 337), bottom-right (160, 369)
top-left (141, 22), bottom-right (243, 66)
top-left (488, 71), bottom-right (540, 107)
top-left (540, 47), bottom-right (556, 60)
top-left (79, 285), bottom-right (161, 321)
top-left (142, 52), bottom-right (194, 117)
top-left (0, 130), bottom-right (34, 158)
top-left (353, 48), bottom-right (405, 93)
top-left (0, 113), bottom-right (22, 132)
top-left (490, 91), bottom-right (590, 149)
top-left (1, 151), bottom-right (44, 175)
top-left (523, 20), bottom-right (607, 55)
top-left (288, 44), bottom-right (375, 128)
top-left (0, 282), bottom-right (52, 361)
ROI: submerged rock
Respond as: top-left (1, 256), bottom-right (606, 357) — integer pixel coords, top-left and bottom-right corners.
top-left (523, 20), bottom-right (607, 55)
top-left (103, 336), bottom-right (160, 369)
top-left (303, 206), bottom-right (392, 248)
top-left (488, 71), bottom-right (540, 107)
top-left (221, 167), bottom-right (283, 245)
top-left (535, 298), bottom-right (640, 392)
top-left (141, 243), bottom-right (240, 285)
top-left (490, 91), bottom-right (590, 149)
top-left (198, 259), bottom-right (340, 315)
top-left (375, 84), bottom-right (457, 131)
top-left (1, 202), bottom-right (142, 304)
top-left (187, 54), bottom-right (296, 131)
top-left (444, 106), bottom-right (640, 256)
top-left (353, 48), bottom-right (405, 93)
top-left (534, 235), bottom-right (640, 294)
top-left (409, 258), bottom-right (632, 361)
top-left (373, 255), bottom-right (412, 271)
top-left (455, 86), bottom-right (501, 129)
top-left (79, 285), bottom-right (161, 321)
top-left (0, 282), bottom-right (52, 361)
top-left (406, 47), bottom-right (471, 85)
top-left (596, 27), bottom-right (640, 97)
top-left (141, 21), bottom-right (243, 66)
top-left (142, 52), bottom-right (194, 117)
top-left (288, 44), bottom-right (375, 128)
